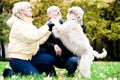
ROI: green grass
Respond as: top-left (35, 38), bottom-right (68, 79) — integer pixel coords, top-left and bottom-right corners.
top-left (0, 61), bottom-right (120, 80)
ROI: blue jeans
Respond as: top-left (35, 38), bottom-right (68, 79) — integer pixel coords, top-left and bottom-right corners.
top-left (9, 49), bottom-right (78, 76)
top-left (9, 59), bottom-right (39, 75)
top-left (36, 48), bottom-right (78, 76)
top-left (54, 56), bottom-right (78, 75)
top-left (9, 53), bottom-right (55, 76)
top-left (66, 56), bottom-right (78, 75)
top-left (31, 53), bottom-right (56, 76)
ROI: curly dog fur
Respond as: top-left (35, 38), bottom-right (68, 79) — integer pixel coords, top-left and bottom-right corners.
top-left (52, 6), bottom-right (107, 78)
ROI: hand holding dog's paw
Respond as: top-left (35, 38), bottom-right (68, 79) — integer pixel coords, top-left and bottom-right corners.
top-left (47, 21), bottom-right (55, 31)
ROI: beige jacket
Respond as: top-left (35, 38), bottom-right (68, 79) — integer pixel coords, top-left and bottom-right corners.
top-left (7, 16), bottom-right (51, 60)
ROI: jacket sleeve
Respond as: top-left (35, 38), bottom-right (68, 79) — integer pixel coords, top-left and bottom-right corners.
top-left (81, 24), bottom-right (86, 33)
top-left (37, 32), bottom-right (51, 45)
top-left (12, 21), bottom-right (51, 44)
top-left (45, 42), bottom-right (55, 48)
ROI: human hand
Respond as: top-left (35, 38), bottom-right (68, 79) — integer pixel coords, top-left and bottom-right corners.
top-left (47, 21), bottom-right (55, 31)
top-left (59, 19), bottom-right (64, 24)
top-left (54, 44), bottom-right (62, 56)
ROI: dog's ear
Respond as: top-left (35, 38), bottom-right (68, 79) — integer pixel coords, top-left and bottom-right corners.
top-left (69, 8), bottom-right (78, 16)
top-left (69, 10), bottom-right (73, 14)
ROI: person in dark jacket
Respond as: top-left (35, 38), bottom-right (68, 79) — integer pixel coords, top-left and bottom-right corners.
top-left (33, 6), bottom-right (78, 76)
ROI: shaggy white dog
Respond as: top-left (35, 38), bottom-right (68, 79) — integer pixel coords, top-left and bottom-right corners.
top-left (52, 6), bottom-right (107, 78)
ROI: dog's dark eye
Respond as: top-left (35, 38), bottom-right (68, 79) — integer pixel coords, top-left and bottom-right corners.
top-left (69, 10), bottom-right (73, 14)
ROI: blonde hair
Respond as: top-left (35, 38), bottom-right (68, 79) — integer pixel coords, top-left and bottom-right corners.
top-left (12, 2), bottom-right (30, 20)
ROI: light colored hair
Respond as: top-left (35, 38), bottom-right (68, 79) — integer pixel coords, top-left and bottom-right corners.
top-left (67, 6), bottom-right (84, 20)
top-left (47, 5), bottom-right (60, 15)
top-left (12, 1), bottom-right (30, 20)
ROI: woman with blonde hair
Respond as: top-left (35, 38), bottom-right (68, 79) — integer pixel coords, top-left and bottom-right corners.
top-left (3, 1), bottom-right (53, 77)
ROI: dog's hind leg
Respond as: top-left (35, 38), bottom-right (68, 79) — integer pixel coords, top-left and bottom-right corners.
top-left (78, 53), bottom-right (94, 78)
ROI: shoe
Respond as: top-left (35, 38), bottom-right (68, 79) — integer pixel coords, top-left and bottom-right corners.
top-left (67, 71), bottom-right (75, 77)
top-left (2, 68), bottom-right (15, 77)
top-left (67, 73), bottom-right (75, 77)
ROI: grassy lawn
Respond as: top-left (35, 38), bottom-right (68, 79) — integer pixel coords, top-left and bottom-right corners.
top-left (0, 61), bottom-right (120, 80)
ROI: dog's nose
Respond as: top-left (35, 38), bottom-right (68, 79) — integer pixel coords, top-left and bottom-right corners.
top-left (77, 16), bottom-right (80, 19)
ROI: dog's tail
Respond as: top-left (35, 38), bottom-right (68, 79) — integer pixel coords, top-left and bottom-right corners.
top-left (93, 48), bottom-right (107, 59)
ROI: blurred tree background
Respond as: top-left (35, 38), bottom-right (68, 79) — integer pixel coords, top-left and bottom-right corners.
top-left (0, 0), bottom-right (120, 61)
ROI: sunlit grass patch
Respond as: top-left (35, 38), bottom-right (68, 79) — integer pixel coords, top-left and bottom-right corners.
top-left (90, 62), bottom-right (120, 80)
top-left (0, 61), bottom-right (120, 80)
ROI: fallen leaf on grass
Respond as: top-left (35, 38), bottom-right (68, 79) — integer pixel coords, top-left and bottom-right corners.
top-left (0, 76), bottom-right (4, 80)
top-left (43, 75), bottom-right (52, 80)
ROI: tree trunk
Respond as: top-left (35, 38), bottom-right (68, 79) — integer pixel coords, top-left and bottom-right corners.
top-left (103, 38), bottom-right (120, 61)
top-left (115, 40), bottom-right (120, 61)
top-left (1, 41), bottom-right (5, 58)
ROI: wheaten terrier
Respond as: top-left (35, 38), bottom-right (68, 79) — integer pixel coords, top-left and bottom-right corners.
top-left (52, 6), bottom-right (107, 78)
